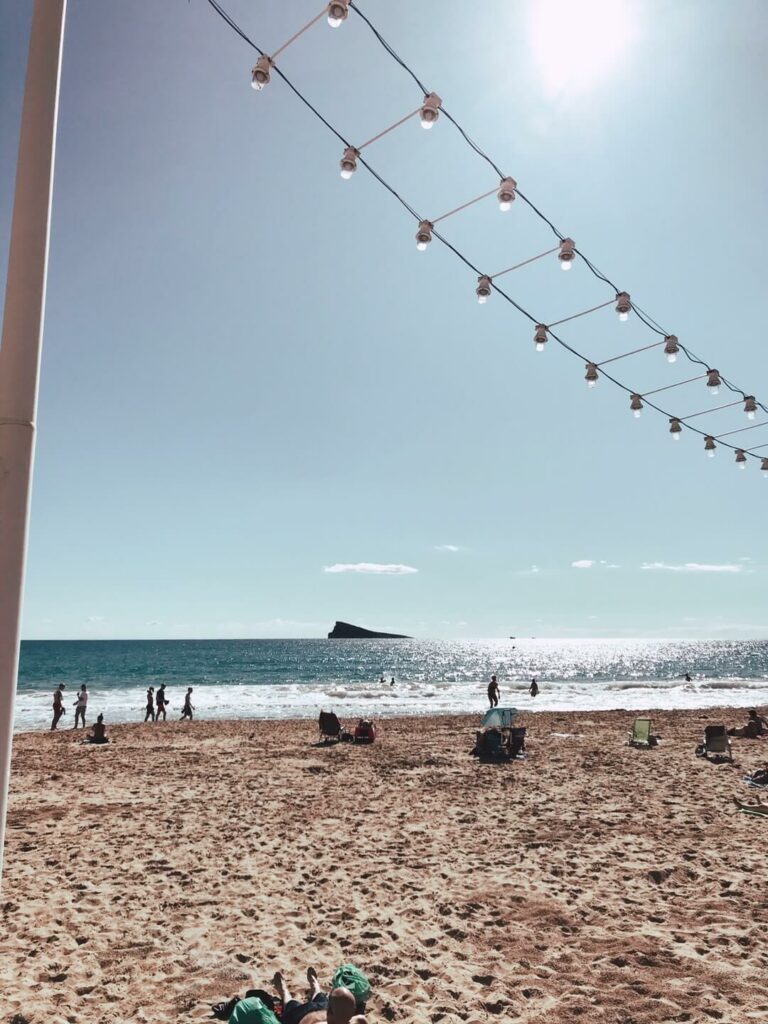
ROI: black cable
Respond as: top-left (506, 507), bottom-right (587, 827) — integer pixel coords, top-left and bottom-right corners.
top-left (201, 0), bottom-right (762, 458)
top-left (348, 1), bottom-right (768, 423)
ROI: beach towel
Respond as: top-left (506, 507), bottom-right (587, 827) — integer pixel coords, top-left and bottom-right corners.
top-left (331, 964), bottom-right (370, 1005)
top-left (228, 996), bottom-right (281, 1024)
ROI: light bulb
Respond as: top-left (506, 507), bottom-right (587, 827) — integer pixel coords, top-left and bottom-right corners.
top-left (339, 146), bottom-right (358, 180)
top-left (710, 385), bottom-right (720, 396)
top-left (421, 118), bottom-right (435, 130)
top-left (736, 449), bottom-right (747, 469)
top-left (476, 275), bottom-right (492, 303)
top-left (536, 341), bottom-right (545, 352)
top-left (633, 409), bottom-right (641, 419)
top-left (587, 379), bottom-right (597, 389)
top-left (704, 436), bottom-right (716, 457)
top-left (340, 167), bottom-right (353, 180)
top-left (666, 352), bottom-right (677, 364)
top-left (328, 14), bottom-right (342, 27)
top-left (251, 56), bottom-right (272, 91)
top-left (478, 294), bottom-right (488, 304)
top-left (738, 461), bottom-right (747, 470)
top-left (615, 291), bottom-right (631, 321)
top-left (499, 199), bottom-right (512, 212)
top-left (559, 237), bottom-right (576, 271)
top-left (707, 449), bottom-right (716, 458)
top-left (497, 177), bottom-right (516, 212)
top-left (619, 311), bottom-right (629, 323)
top-left (419, 93), bottom-right (442, 130)
top-left (561, 259), bottom-right (572, 271)
top-left (416, 240), bottom-right (428, 251)
top-left (672, 432), bottom-right (681, 441)
top-left (327, 1), bottom-right (348, 27)
top-left (745, 396), bottom-right (757, 419)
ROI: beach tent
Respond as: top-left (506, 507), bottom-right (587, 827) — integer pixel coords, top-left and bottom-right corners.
top-left (481, 707), bottom-right (518, 730)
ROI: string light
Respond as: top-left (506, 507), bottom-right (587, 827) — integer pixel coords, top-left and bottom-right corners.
top-left (745, 396), bottom-right (757, 420)
top-left (762, 458), bottom-right (768, 477)
top-left (476, 275), bottom-right (492, 303)
top-left (534, 325), bottom-right (548, 352)
top-left (585, 363), bottom-right (598, 388)
top-left (615, 292), bottom-right (631, 322)
top-left (419, 92), bottom-right (442, 130)
top-left (250, 55), bottom-right (272, 90)
top-left (558, 238), bottom-right (575, 271)
top-left (339, 146), bottom-right (358, 178)
top-left (669, 417), bottom-right (682, 440)
top-left (415, 220), bottom-right (433, 251)
top-left (704, 435), bottom-right (716, 457)
top-left (630, 394), bottom-right (643, 417)
top-left (497, 177), bottom-right (517, 212)
top-left (706, 369), bottom-right (722, 395)
top-left (664, 335), bottom-right (679, 363)
top-left (735, 449), bottom-right (747, 469)
top-left (327, 1), bottom-right (349, 28)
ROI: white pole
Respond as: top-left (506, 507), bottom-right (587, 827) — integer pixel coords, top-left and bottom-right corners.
top-left (0, 0), bottom-right (66, 889)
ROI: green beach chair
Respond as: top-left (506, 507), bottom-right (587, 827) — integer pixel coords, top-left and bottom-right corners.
top-left (628, 718), bottom-right (652, 747)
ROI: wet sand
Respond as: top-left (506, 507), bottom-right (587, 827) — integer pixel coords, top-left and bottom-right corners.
top-left (2, 708), bottom-right (768, 1024)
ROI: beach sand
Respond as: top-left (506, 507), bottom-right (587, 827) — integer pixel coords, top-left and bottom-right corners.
top-left (2, 708), bottom-right (768, 1024)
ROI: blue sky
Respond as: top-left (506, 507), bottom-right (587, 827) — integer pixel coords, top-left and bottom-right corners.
top-left (2, 0), bottom-right (767, 640)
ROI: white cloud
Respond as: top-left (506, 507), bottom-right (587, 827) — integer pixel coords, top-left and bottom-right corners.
top-left (434, 544), bottom-right (460, 552)
top-left (641, 562), bottom-right (742, 573)
top-left (572, 560), bottom-right (595, 569)
top-left (323, 563), bottom-right (418, 575)
top-left (86, 616), bottom-right (105, 622)
top-left (516, 565), bottom-right (540, 575)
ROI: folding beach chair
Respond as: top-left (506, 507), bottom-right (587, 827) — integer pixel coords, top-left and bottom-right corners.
top-left (628, 718), bottom-right (652, 747)
top-left (318, 710), bottom-right (345, 743)
top-left (509, 727), bottom-right (526, 758)
top-left (704, 724), bottom-right (732, 762)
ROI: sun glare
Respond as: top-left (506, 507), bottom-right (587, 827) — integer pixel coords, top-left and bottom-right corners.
top-left (528, 0), bottom-right (638, 96)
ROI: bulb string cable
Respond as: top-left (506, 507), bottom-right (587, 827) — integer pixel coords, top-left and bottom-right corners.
top-left (680, 400), bottom-right (743, 420)
top-left (546, 299), bottom-right (614, 329)
top-left (747, 442), bottom-right (768, 452)
top-left (596, 339), bottom-right (665, 367)
top-left (641, 375), bottom-right (707, 397)
top-left (270, 7), bottom-right (327, 60)
top-left (357, 107), bottom-right (422, 151)
top-left (203, 0), bottom-right (762, 462)
top-left (347, 1), bottom-right (767, 419)
top-left (432, 186), bottom-right (498, 224)
top-left (489, 246), bottom-right (560, 280)
top-left (714, 421), bottom-right (768, 440)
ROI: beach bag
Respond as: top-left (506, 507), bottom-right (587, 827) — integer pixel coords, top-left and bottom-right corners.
top-left (331, 964), bottom-right (371, 1006)
top-left (227, 996), bottom-right (281, 1024)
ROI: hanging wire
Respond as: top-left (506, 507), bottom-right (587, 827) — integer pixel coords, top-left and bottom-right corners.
top-left (202, 0), bottom-right (761, 460)
top-left (347, 0), bottom-right (767, 419)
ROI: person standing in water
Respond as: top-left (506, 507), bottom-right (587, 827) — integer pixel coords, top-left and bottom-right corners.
top-left (155, 683), bottom-right (169, 721)
top-left (51, 684), bottom-right (66, 730)
top-left (529, 678), bottom-right (539, 698)
top-left (73, 685), bottom-right (88, 729)
top-left (144, 686), bottom-right (156, 722)
top-left (488, 675), bottom-right (500, 708)
top-left (180, 687), bottom-right (195, 721)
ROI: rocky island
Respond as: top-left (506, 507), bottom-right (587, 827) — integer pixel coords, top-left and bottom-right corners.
top-left (327, 621), bottom-right (412, 639)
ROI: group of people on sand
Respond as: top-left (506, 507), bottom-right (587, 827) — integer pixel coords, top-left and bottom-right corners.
top-left (143, 684), bottom-right (195, 722)
top-left (487, 674), bottom-right (538, 708)
top-left (50, 683), bottom-right (109, 743)
top-left (212, 965), bottom-right (369, 1024)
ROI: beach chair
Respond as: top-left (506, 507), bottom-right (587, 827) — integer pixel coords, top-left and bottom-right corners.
top-left (318, 710), bottom-right (344, 743)
top-left (628, 718), bottom-right (652, 747)
top-left (481, 730), bottom-right (505, 758)
top-left (704, 724), bottom-right (732, 762)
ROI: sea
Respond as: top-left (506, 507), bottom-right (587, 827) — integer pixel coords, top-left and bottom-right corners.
top-left (13, 637), bottom-right (768, 732)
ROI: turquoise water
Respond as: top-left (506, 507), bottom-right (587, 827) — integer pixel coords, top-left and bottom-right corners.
top-left (14, 637), bottom-right (768, 731)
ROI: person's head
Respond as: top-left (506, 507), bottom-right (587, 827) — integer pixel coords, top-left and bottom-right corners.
top-left (491, 675), bottom-right (497, 682)
top-left (187, 687), bottom-right (192, 693)
top-left (80, 684), bottom-right (87, 691)
top-left (97, 714), bottom-right (104, 724)
top-left (149, 686), bottom-right (154, 692)
top-left (58, 684), bottom-right (65, 690)
top-left (749, 709), bottom-right (758, 719)
top-left (327, 989), bottom-right (357, 1024)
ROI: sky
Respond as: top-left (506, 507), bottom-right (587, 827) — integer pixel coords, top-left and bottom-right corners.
top-left (1, 0), bottom-right (768, 641)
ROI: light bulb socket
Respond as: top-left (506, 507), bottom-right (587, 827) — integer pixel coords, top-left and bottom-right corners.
top-left (585, 362), bottom-right (598, 385)
top-left (706, 368), bottom-right (722, 391)
top-left (559, 237), bottom-right (575, 268)
top-left (497, 176), bottom-right (517, 209)
top-left (615, 291), bottom-right (631, 317)
top-left (669, 417), bottom-right (682, 437)
top-left (744, 396), bottom-right (757, 417)
top-left (534, 324), bottom-right (548, 349)
top-left (339, 145), bottom-right (359, 178)
top-left (415, 219), bottom-right (433, 249)
top-left (476, 275), bottom-right (492, 302)
top-left (663, 334), bottom-right (679, 359)
top-left (419, 92), bottom-right (442, 129)
top-left (630, 393), bottom-right (643, 414)
top-left (251, 55), bottom-right (273, 90)
top-left (327, 0), bottom-right (349, 26)
top-left (735, 448), bottom-right (747, 467)
top-left (704, 435), bottom-right (716, 454)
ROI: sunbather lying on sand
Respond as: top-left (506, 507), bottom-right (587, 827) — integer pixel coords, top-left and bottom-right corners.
top-left (273, 968), bottom-right (366, 1024)
top-left (733, 796), bottom-right (768, 817)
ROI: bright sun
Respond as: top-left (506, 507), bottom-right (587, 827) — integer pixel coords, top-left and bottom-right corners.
top-left (528, 0), bottom-right (638, 96)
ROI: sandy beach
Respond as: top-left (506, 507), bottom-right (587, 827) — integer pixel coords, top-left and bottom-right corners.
top-left (2, 708), bottom-right (768, 1024)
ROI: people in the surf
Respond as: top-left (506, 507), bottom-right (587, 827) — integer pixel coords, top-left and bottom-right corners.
top-left (684, 672), bottom-right (692, 682)
top-left (390, 677), bottom-right (395, 687)
top-left (487, 675), bottom-right (500, 708)
top-left (155, 683), bottom-right (169, 721)
top-left (144, 686), bottom-right (155, 722)
top-left (529, 678), bottom-right (539, 698)
top-left (73, 684), bottom-right (88, 729)
top-left (180, 687), bottom-right (195, 721)
top-left (87, 714), bottom-right (109, 744)
top-left (51, 684), bottom-right (66, 730)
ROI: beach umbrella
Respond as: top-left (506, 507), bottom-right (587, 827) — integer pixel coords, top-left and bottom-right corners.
top-left (0, 0), bottom-right (66, 889)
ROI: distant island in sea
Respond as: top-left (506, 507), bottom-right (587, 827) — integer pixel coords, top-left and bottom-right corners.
top-left (327, 621), bottom-right (412, 639)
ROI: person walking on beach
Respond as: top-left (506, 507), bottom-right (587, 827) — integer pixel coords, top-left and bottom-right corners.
top-left (73, 685), bottom-right (88, 729)
top-left (155, 683), bottom-right (169, 721)
top-left (144, 686), bottom-right (155, 722)
top-left (180, 687), bottom-right (195, 721)
top-left (51, 684), bottom-right (66, 730)
top-left (530, 678), bottom-right (539, 698)
top-left (488, 675), bottom-right (500, 708)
